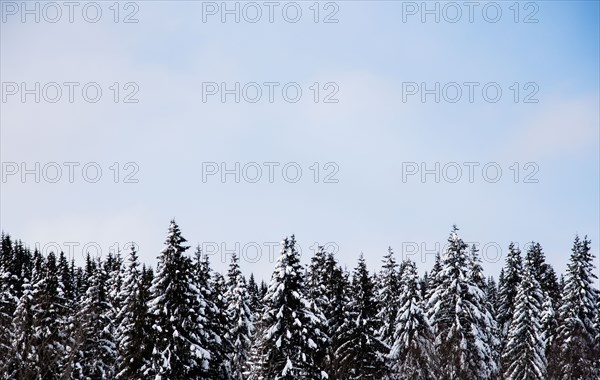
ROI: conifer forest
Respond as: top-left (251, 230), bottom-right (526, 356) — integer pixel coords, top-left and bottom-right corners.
top-left (0, 222), bottom-right (598, 379)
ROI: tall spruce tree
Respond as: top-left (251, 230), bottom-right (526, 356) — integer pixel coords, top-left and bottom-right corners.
top-left (115, 245), bottom-right (152, 379)
top-left (502, 255), bottom-right (546, 380)
top-left (211, 271), bottom-right (234, 379)
top-left (145, 221), bottom-right (210, 379)
top-left (253, 236), bottom-right (328, 380)
top-left (497, 242), bottom-right (523, 343)
top-left (427, 226), bottom-right (496, 380)
top-left (0, 233), bottom-right (17, 372)
top-left (69, 257), bottom-right (117, 379)
top-left (29, 251), bottom-right (69, 379)
top-left (556, 235), bottom-right (599, 380)
top-left (6, 269), bottom-right (35, 379)
top-left (376, 247), bottom-right (401, 352)
top-left (193, 249), bottom-right (231, 379)
top-left (226, 252), bottom-right (255, 380)
top-left (335, 254), bottom-right (387, 380)
top-left (388, 260), bottom-right (438, 380)
top-left (320, 252), bottom-right (350, 380)
top-left (306, 246), bottom-right (334, 372)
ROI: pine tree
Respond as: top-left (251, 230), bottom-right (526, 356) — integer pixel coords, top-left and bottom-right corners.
top-left (336, 254), bottom-right (387, 380)
top-left (145, 221), bottom-right (210, 379)
top-left (317, 251), bottom-right (350, 380)
top-left (306, 246), bottom-right (334, 372)
top-left (68, 257), bottom-right (117, 379)
top-left (427, 226), bottom-right (496, 380)
top-left (253, 235), bottom-right (328, 380)
top-left (497, 243), bottom-right (523, 342)
top-left (6, 271), bottom-right (35, 379)
top-left (526, 242), bottom-right (561, 305)
top-left (115, 245), bottom-right (152, 379)
top-left (376, 247), bottom-right (401, 352)
top-left (424, 252), bottom-right (442, 303)
top-left (388, 260), bottom-right (438, 380)
top-left (29, 251), bottom-right (69, 378)
top-left (486, 276), bottom-right (498, 314)
top-left (469, 245), bottom-right (500, 379)
top-left (247, 273), bottom-right (261, 317)
top-left (193, 249), bottom-right (231, 379)
top-left (502, 255), bottom-right (546, 380)
top-left (0, 233), bottom-right (18, 372)
top-left (211, 271), bottom-right (234, 379)
top-left (556, 235), bottom-right (599, 380)
top-left (541, 293), bottom-right (560, 379)
top-left (226, 252), bottom-right (255, 380)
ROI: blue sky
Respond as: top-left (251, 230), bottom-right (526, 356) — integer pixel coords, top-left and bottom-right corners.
top-left (1, 0), bottom-right (598, 282)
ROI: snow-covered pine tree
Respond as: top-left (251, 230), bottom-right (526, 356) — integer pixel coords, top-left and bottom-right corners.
top-left (0, 233), bottom-right (18, 372)
top-left (497, 242), bottom-right (523, 343)
top-left (69, 256), bottom-right (117, 379)
top-left (306, 249), bottom-right (350, 380)
top-left (259, 280), bottom-right (268, 300)
top-left (427, 226), bottom-right (495, 380)
top-left (247, 273), bottom-right (261, 318)
top-left (29, 251), bottom-right (70, 378)
top-left (526, 242), bottom-right (561, 306)
top-left (556, 235), bottom-right (599, 380)
top-left (541, 293), bottom-right (560, 379)
top-left (226, 252), bottom-right (255, 380)
top-left (424, 252), bottom-right (442, 303)
top-left (115, 245), bottom-right (152, 379)
top-left (145, 221), bottom-right (210, 379)
top-left (192, 248), bottom-right (231, 379)
top-left (335, 254), bottom-right (387, 380)
top-left (376, 247), bottom-right (401, 353)
top-left (486, 276), bottom-right (498, 314)
top-left (388, 260), bottom-right (438, 380)
top-left (501, 254), bottom-right (546, 380)
top-left (468, 245), bottom-right (500, 379)
top-left (306, 246), bottom-right (335, 372)
top-left (211, 271), bottom-right (234, 379)
top-left (6, 269), bottom-right (35, 379)
top-left (253, 235), bottom-right (328, 380)
top-left (106, 249), bottom-right (124, 324)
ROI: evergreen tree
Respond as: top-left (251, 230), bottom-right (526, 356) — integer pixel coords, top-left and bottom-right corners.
top-left (6, 271), bottom-right (35, 379)
top-left (427, 226), bottom-right (496, 379)
top-left (336, 254), bottom-right (387, 380)
top-left (253, 236), bottom-right (328, 380)
top-left (376, 247), bottom-right (401, 351)
top-left (487, 276), bottom-right (498, 314)
top-left (424, 252), bottom-right (442, 303)
top-left (526, 243), bottom-right (560, 305)
top-left (145, 221), bottom-right (210, 379)
top-left (247, 273), bottom-right (261, 317)
top-left (193, 249), bottom-right (231, 379)
top-left (306, 246), bottom-right (334, 372)
top-left (497, 243), bottom-right (523, 342)
top-left (556, 235), bottom-right (599, 380)
top-left (69, 257), bottom-right (117, 379)
top-left (115, 245), bottom-right (152, 379)
top-left (0, 233), bottom-right (18, 372)
top-left (388, 260), bottom-right (438, 380)
top-left (226, 252), bottom-right (255, 380)
top-left (316, 251), bottom-right (350, 380)
top-left (29, 251), bottom-right (69, 378)
top-left (469, 245), bottom-right (500, 379)
top-left (502, 255), bottom-right (546, 380)
top-left (211, 271), bottom-right (234, 379)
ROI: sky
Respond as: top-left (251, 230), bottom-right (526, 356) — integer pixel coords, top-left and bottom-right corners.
top-left (1, 0), bottom-right (599, 284)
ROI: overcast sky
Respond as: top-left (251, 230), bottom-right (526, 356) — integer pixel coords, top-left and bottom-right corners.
top-left (1, 0), bottom-right (598, 283)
